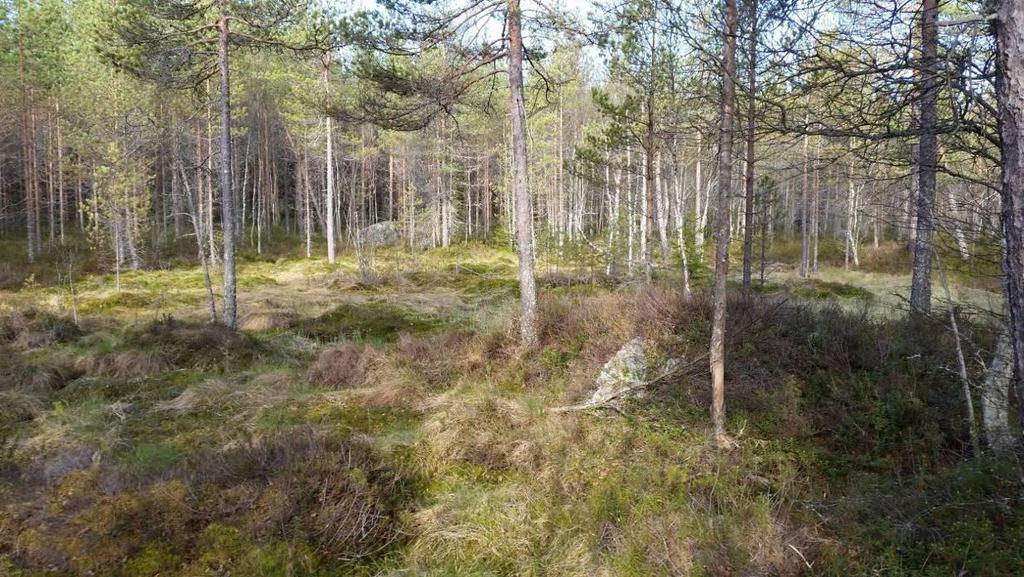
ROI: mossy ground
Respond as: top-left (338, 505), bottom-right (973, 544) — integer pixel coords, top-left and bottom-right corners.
top-left (0, 238), bottom-right (1020, 576)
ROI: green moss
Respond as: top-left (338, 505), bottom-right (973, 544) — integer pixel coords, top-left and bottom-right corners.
top-left (78, 289), bottom-right (199, 314)
top-left (123, 442), bottom-right (184, 476)
top-left (192, 523), bottom-right (251, 569)
top-left (236, 541), bottom-right (320, 577)
top-left (793, 279), bottom-right (875, 301)
top-left (238, 273), bottom-right (278, 288)
top-left (121, 543), bottom-right (182, 577)
top-left (293, 302), bottom-right (452, 343)
top-left (252, 405), bottom-right (307, 432)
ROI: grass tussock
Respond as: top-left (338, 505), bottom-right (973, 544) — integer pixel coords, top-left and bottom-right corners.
top-left (419, 392), bottom-right (542, 474)
top-left (75, 317), bottom-right (267, 378)
top-left (0, 428), bottom-right (414, 576)
top-left (307, 342), bottom-right (380, 388)
top-left (238, 311), bottom-right (297, 332)
top-left (0, 308), bottom-right (81, 349)
top-left (0, 345), bottom-right (82, 437)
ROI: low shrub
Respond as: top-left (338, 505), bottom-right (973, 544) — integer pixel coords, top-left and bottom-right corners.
top-left (0, 428), bottom-right (414, 575)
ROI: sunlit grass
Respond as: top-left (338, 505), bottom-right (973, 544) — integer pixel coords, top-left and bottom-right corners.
top-left (1, 237), bottom-right (1020, 576)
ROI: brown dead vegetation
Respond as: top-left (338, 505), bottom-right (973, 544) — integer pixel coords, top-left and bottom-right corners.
top-left (238, 311), bottom-right (296, 332)
top-left (1, 344), bottom-right (82, 434)
top-left (308, 342), bottom-right (380, 388)
top-left (0, 308), bottom-right (81, 349)
top-left (0, 428), bottom-right (411, 574)
top-left (75, 317), bottom-right (268, 378)
top-left (420, 393), bottom-right (543, 473)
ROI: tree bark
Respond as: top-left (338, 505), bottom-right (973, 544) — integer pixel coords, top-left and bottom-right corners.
top-left (56, 102), bottom-right (64, 244)
top-left (710, 0), bottom-right (738, 443)
top-left (910, 0), bottom-right (939, 314)
top-left (643, 136), bottom-right (655, 282)
top-left (508, 0), bottom-right (538, 348)
top-left (694, 134), bottom-right (705, 261)
top-left (982, 330), bottom-right (1015, 451)
top-left (800, 130), bottom-right (809, 277)
top-left (325, 63), bottom-right (337, 264)
top-left (994, 0), bottom-right (1024, 445)
top-left (19, 32), bottom-right (38, 263)
top-left (217, 2), bottom-right (237, 328)
top-left (741, 0), bottom-right (758, 293)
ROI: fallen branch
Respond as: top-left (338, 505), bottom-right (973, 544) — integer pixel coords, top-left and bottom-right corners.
top-left (549, 354), bottom-right (707, 414)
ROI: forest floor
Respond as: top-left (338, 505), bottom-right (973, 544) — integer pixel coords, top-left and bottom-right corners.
top-left (1, 240), bottom-right (1022, 577)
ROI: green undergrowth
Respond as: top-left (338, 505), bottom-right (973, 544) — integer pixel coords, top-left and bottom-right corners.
top-left (0, 244), bottom-right (1021, 577)
top-left (791, 278), bottom-right (875, 301)
top-left (293, 301), bottom-right (456, 343)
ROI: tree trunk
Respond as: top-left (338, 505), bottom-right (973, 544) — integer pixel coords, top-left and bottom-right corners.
top-left (937, 256), bottom-right (980, 455)
top-left (694, 134), bottom-right (705, 261)
top-left (627, 147), bottom-right (635, 274)
top-left (759, 174), bottom-right (769, 285)
top-left (741, 0), bottom-right (758, 293)
top-left (206, 87), bottom-right (217, 265)
top-left (910, 0), bottom-right (939, 314)
top-left (670, 147), bottom-right (692, 298)
top-left (982, 330), bottom-right (1015, 451)
top-left (19, 32), bottom-right (38, 262)
top-left (178, 160), bottom-right (217, 323)
top-left (800, 131), bottom-right (809, 277)
top-left (47, 107), bottom-right (54, 244)
top-left (326, 122), bottom-right (336, 262)
top-left (811, 157), bottom-right (819, 273)
top-left (656, 152), bottom-right (670, 261)
top-left (995, 0), bottom-right (1024, 446)
top-left (57, 102), bottom-right (64, 244)
top-left (643, 134), bottom-right (655, 282)
top-left (948, 186), bottom-right (971, 260)
top-left (217, 3), bottom-right (237, 328)
top-left (710, 0), bottom-right (738, 443)
top-left (846, 147), bottom-right (858, 269)
top-left (508, 0), bottom-right (538, 348)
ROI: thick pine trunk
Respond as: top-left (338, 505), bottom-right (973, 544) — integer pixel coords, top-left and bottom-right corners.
top-left (995, 0), bottom-right (1024, 446)
top-left (508, 0), bottom-right (538, 348)
top-left (711, 0), bottom-right (738, 443)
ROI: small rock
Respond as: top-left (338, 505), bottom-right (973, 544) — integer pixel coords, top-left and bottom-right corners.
top-left (357, 221), bottom-right (401, 248)
top-left (587, 337), bottom-right (650, 405)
